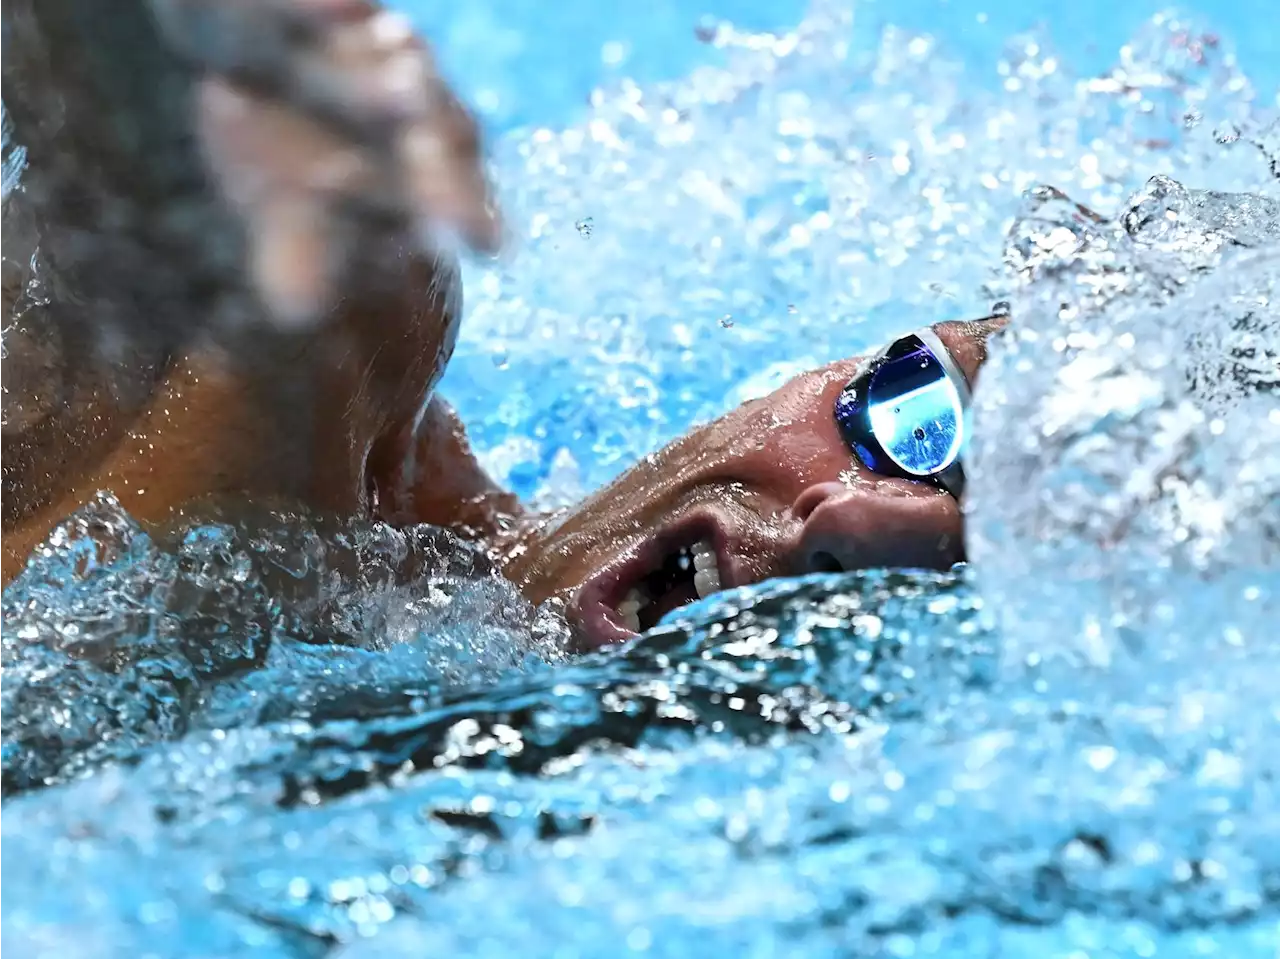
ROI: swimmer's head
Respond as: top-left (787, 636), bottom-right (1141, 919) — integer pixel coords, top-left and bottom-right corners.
top-left (499, 317), bottom-right (1007, 649)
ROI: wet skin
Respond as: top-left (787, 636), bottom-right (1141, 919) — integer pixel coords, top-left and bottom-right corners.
top-left (2, 0), bottom-right (509, 581)
top-left (500, 318), bottom-right (1005, 650)
top-left (3, 2), bottom-right (1003, 653)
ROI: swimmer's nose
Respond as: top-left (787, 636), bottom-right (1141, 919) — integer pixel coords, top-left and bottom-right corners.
top-left (788, 481), bottom-right (964, 575)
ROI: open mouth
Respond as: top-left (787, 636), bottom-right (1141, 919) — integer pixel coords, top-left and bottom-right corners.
top-left (575, 516), bottom-right (732, 645)
top-left (615, 537), bottom-right (721, 633)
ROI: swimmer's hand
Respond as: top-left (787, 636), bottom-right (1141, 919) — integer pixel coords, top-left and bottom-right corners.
top-left (4, 0), bottom-right (500, 338)
top-left (157, 0), bottom-right (503, 326)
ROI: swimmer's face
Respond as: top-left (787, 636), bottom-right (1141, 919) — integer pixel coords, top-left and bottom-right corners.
top-left (500, 319), bottom-right (1005, 650)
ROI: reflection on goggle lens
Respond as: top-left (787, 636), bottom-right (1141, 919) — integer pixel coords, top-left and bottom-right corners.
top-left (867, 339), bottom-right (964, 475)
top-left (834, 333), bottom-right (968, 480)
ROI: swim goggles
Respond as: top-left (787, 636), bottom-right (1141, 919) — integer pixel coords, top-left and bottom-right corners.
top-left (833, 328), bottom-right (971, 500)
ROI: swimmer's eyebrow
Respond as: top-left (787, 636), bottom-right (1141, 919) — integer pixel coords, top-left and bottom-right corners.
top-left (955, 314), bottom-right (1011, 340)
top-left (931, 314), bottom-right (1011, 376)
top-left (967, 314), bottom-right (1012, 363)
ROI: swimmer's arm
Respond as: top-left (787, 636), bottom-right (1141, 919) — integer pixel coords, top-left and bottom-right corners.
top-left (3, 1), bottom-right (504, 567)
top-left (3, 0), bottom-right (502, 341)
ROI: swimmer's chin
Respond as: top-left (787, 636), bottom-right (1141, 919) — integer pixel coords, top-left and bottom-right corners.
top-left (569, 509), bottom-right (742, 650)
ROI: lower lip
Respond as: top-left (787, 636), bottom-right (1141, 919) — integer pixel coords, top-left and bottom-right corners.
top-left (576, 598), bottom-right (640, 650)
top-left (572, 515), bottom-right (729, 648)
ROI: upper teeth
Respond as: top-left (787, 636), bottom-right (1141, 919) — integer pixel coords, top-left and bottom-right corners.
top-left (691, 540), bottom-right (721, 598)
top-left (613, 538), bottom-right (722, 634)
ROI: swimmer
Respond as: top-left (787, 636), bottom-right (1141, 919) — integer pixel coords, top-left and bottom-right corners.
top-left (2, 0), bottom-right (1005, 650)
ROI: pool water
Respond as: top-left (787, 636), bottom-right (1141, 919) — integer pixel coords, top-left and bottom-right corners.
top-left (3, 2), bottom-right (1280, 957)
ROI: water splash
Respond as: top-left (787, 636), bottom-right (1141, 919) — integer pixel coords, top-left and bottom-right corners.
top-left (442, 5), bottom-right (1275, 497)
top-left (966, 173), bottom-right (1280, 668)
top-left (2, 494), bottom-right (566, 793)
top-left (4, 568), bottom-right (1001, 953)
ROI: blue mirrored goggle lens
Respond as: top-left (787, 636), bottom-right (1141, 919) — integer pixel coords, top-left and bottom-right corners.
top-left (864, 338), bottom-right (965, 476)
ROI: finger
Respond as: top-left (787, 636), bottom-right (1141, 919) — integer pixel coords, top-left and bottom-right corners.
top-left (249, 194), bottom-right (337, 329)
top-left (202, 73), bottom-right (499, 266)
top-left (147, 0), bottom-right (376, 88)
top-left (304, 12), bottom-right (502, 250)
top-left (199, 78), bottom-right (367, 328)
top-left (154, 1), bottom-right (427, 147)
top-left (156, 0), bottom-right (501, 253)
top-left (198, 77), bottom-right (385, 208)
top-left (398, 100), bottom-right (503, 254)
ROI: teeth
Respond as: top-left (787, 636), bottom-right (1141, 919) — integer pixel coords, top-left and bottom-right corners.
top-left (694, 545), bottom-right (722, 598)
top-left (691, 539), bottom-right (722, 599)
top-left (616, 587), bottom-right (650, 633)
top-left (694, 567), bottom-right (721, 599)
top-left (616, 587), bottom-right (647, 616)
top-left (691, 539), bottom-right (717, 572)
top-left (614, 539), bottom-right (723, 633)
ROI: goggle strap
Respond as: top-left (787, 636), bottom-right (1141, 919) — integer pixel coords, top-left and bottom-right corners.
top-left (914, 327), bottom-right (973, 408)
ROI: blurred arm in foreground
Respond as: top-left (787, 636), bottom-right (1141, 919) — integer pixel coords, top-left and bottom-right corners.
top-left (2, 0), bottom-right (516, 582)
